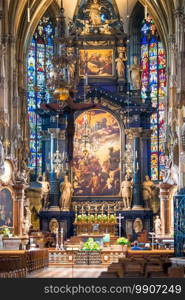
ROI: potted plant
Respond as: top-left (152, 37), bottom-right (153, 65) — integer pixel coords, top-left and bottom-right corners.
top-left (109, 215), bottom-right (116, 223)
top-left (0, 226), bottom-right (11, 238)
top-left (77, 215), bottom-right (82, 223)
top-left (81, 238), bottom-right (100, 251)
top-left (116, 237), bottom-right (130, 251)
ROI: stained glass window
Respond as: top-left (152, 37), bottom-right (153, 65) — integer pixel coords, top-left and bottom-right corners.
top-left (141, 15), bottom-right (166, 181)
top-left (27, 15), bottom-right (54, 176)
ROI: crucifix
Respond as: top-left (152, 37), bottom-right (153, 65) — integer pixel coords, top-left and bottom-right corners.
top-left (116, 213), bottom-right (124, 237)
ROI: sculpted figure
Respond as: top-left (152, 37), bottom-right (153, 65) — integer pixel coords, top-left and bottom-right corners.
top-left (37, 173), bottom-right (50, 209)
top-left (115, 52), bottom-right (127, 79)
top-left (129, 56), bottom-right (141, 90)
top-left (81, 20), bottom-right (91, 35)
top-left (0, 140), bottom-right (5, 175)
top-left (23, 206), bottom-right (32, 236)
top-left (120, 175), bottom-right (133, 209)
top-left (154, 215), bottom-right (161, 236)
top-left (142, 175), bottom-right (154, 209)
top-left (85, 0), bottom-right (102, 25)
top-left (59, 175), bottom-right (73, 211)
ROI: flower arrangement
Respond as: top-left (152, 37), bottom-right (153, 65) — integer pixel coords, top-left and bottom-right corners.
top-left (81, 238), bottom-right (101, 251)
top-left (0, 226), bottom-right (11, 237)
top-left (109, 215), bottom-right (116, 223)
top-left (116, 237), bottom-right (130, 246)
top-left (102, 214), bottom-right (108, 223)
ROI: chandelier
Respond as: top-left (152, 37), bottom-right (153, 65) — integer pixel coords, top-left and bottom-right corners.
top-left (47, 1), bottom-right (78, 101)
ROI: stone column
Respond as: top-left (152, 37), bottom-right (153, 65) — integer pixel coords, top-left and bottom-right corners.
top-left (13, 181), bottom-right (26, 236)
top-left (159, 183), bottom-right (174, 236)
top-left (126, 128), bottom-right (144, 209)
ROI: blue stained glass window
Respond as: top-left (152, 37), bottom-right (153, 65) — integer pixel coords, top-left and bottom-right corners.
top-left (141, 16), bottom-right (167, 181)
top-left (27, 15), bottom-right (54, 176)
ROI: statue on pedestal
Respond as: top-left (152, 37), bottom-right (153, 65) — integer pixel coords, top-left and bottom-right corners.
top-left (142, 175), bottom-right (154, 209)
top-left (22, 206), bottom-right (32, 236)
top-left (85, 0), bottom-right (102, 25)
top-left (59, 175), bottom-right (73, 211)
top-left (129, 56), bottom-right (141, 90)
top-left (37, 173), bottom-right (50, 209)
top-left (120, 175), bottom-right (133, 209)
top-left (154, 215), bottom-right (161, 236)
top-left (115, 51), bottom-right (127, 79)
top-left (0, 140), bottom-right (5, 175)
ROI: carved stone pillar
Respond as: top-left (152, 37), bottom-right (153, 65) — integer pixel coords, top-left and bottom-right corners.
top-left (159, 183), bottom-right (174, 236)
top-left (13, 181), bottom-right (26, 236)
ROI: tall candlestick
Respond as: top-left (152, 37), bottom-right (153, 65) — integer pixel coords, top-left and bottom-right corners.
top-left (145, 5), bottom-right (148, 19)
top-left (27, 0), bottom-right (30, 23)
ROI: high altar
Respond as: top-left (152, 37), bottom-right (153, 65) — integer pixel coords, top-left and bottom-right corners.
top-left (27, 0), bottom-right (158, 242)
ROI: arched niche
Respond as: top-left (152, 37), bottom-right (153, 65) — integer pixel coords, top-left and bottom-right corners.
top-left (73, 108), bottom-right (124, 197)
top-left (0, 188), bottom-right (14, 228)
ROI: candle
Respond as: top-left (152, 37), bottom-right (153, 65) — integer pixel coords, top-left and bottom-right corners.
top-left (145, 5), bottom-right (148, 19)
top-left (27, 7), bottom-right (30, 23)
top-left (85, 73), bottom-right (88, 86)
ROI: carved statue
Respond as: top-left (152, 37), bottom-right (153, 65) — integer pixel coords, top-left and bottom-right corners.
top-left (69, 61), bottom-right (76, 80)
top-left (0, 140), bottom-right (5, 175)
top-left (129, 56), bottom-right (141, 90)
top-left (59, 175), bottom-right (73, 211)
top-left (100, 22), bottom-right (112, 35)
top-left (22, 206), bottom-right (32, 236)
top-left (154, 215), bottom-right (161, 236)
top-left (120, 175), bottom-right (133, 209)
top-left (80, 20), bottom-right (91, 35)
top-left (37, 173), bottom-right (50, 209)
top-left (85, 0), bottom-right (102, 25)
top-left (142, 175), bottom-right (154, 209)
top-left (115, 52), bottom-right (127, 79)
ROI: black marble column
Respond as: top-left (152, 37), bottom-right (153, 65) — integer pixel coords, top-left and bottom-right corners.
top-left (132, 134), bottom-right (143, 209)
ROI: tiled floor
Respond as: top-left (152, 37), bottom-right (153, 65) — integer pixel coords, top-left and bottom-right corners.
top-left (27, 267), bottom-right (107, 278)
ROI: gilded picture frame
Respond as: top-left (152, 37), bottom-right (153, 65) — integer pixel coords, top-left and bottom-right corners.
top-left (79, 49), bottom-right (114, 77)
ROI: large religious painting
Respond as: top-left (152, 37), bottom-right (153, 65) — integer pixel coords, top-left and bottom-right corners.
top-left (0, 189), bottom-right (13, 227)
top-left (73, 109), bottom-right (121, 196)
top-left (79, 49), bottom-right (113, 77)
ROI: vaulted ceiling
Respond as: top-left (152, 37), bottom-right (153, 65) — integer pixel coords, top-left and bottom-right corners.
top-left (6, 0), bottom-right (184, 58)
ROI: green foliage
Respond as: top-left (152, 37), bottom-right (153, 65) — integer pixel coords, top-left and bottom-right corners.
top-left (116, 237), bottom-right (129, 245)
top-left (81, 238), bottom-right (101, 251)
top-left (0, 226), bottom-right (11, 237)
top-left (109, 215), bottom-right (116, 223)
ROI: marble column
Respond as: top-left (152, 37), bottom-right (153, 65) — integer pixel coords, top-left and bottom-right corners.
top-left (159, 183), bottom-right (174, 236)
top-left (126, 128), bottom-right (144, 209)
top-left (13, 181), bottom-right (26, 236)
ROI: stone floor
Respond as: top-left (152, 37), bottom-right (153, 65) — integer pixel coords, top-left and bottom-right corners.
top-left (27, 267), bottom-right (107, 278)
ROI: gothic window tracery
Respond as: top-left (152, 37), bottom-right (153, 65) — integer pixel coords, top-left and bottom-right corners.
top-left (141, 15), bottom-right (166, 181)
top-left (27, 15), bottom-right (54, 176)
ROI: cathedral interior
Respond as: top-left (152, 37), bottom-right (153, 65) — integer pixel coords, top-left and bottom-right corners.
top-left (0, 0), bottom-right (185, 278)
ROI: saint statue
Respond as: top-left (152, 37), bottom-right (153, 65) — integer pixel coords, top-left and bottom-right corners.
top-left (142, 175), bottom-right (154, 209)
top-left (120, 175), bottom-right (133, 209)
top-left (115, 51), bottom-right (127, 79)
top-left (59, 175), bottom-right (73, 211)
top-left (37, 173), bottom-right (50, 209)
top-left (129, 56), bottom-right (141, 90)
top-left (22, 206), bottom-right (32, 236)
top-left (85, 0), bottom-right (102, 25)
top-left (0, 140), bottom-right (5, 175)
top-left (154, 215), bottom-right (161, 236)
